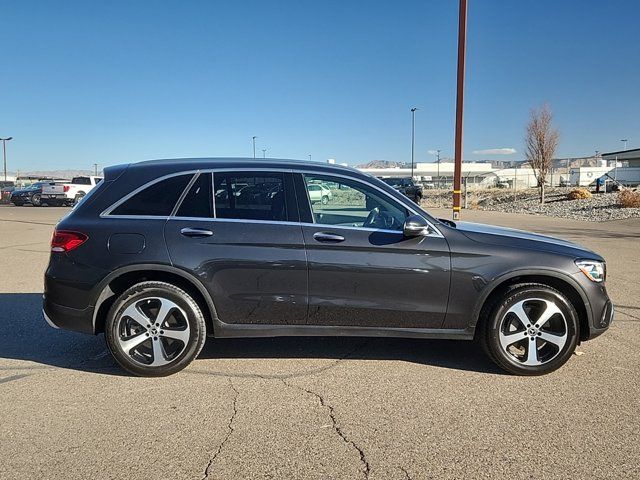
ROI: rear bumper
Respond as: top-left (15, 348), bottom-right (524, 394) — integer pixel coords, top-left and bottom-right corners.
top-left (42, 294), bottom-right (96, 334)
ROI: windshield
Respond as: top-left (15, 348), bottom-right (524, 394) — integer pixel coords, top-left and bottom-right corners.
top-left (381, 178), bottom-right (406, 186)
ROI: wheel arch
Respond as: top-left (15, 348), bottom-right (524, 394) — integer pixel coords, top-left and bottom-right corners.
top-left (92, 264), bottom-right (218, 336)
top-left (472, 270), bottom-right (592, 342)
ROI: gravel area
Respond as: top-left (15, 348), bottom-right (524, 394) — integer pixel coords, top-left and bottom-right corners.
top-left (422, 187), bottom-right (640, 222)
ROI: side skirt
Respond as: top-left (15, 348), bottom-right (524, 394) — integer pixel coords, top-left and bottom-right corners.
top-left (212, 319), bottom-right (474, 340)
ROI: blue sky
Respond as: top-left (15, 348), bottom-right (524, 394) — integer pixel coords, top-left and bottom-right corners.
top-left (2, 0), bottom-right (639, 171)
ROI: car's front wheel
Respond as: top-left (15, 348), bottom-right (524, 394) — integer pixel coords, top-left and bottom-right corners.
top-left (479, 283), bottom-right (579, 375)
top-left (321, 195), bottom-right (329, 205)
top-left (105, 281), bottom-right (207, 376)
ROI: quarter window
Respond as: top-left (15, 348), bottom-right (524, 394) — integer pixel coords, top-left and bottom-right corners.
top-left (303, 175), bottom-right (408, 231)
top-left (111, 174), bottom-right (192, 216)
top-left (214, 172), bottom-right (288, 222)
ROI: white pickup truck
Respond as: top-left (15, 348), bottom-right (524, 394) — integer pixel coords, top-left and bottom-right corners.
top-left (41, 176), bottom-right (103, 206)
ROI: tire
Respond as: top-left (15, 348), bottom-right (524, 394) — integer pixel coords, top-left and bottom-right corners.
top-left (31, 193), bottom-right (41, 206)
top-left (74, 192), bottom-right (86, 205)
top-left (321, 195), bottom-right (329, 205)
top-left (478, 283), bottom-right (579, 375)
top-left (105, 281), bottom-right (207, 377)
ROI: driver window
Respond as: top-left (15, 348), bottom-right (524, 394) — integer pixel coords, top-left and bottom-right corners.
top-left (303, 175), bottom-right (408, 231)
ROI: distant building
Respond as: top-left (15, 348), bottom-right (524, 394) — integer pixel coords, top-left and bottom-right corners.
top-left (602, 148), bottom-right (640, 168)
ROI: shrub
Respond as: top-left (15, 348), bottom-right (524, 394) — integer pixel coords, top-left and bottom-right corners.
top-left (567, 188), bottom-right (592, 200)
top-left (619, 189), bottom-right (640, 208)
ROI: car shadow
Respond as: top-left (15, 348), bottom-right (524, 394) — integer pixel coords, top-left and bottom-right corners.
top-left (0, 293), bottom-right (501, 376)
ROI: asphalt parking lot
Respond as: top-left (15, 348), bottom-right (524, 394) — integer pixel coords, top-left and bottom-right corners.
top-left (0, 205), bottom-right (638, 480)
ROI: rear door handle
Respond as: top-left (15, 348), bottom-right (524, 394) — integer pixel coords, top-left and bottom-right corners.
top-left (313, 232), bottom-right (345, 243)
top-left (180, 227), bottom-right (214, 238)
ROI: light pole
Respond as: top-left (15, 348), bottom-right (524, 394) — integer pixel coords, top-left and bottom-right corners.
top-left (308, 154), bottom-right (311, 161)
top-left (261, 149), bottom-right (266, 159)
top-left (410, 108), bottom-right (418, 180)
top-left (93, 163), bottom-right (99, 176)
top-left (621, 139), bottom-right (628, 151)
top-left (252, 136), bottom-right (257, 158)
top-left (452, 0), bottom-right (468, 221)
top-left (436, 149), bottom-right (441, 188)
top-left (1, 137), bottom-right (13, 182)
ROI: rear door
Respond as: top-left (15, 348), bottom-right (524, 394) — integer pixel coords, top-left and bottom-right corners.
top-left (295, 173), bottom-right (451, 329)
top-left (164, 170), bottom-right (308, 325)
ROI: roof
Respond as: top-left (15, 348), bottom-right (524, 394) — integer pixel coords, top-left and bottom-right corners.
top-left (105, 157), bottom-right (366, 184)
top-left (601, 148), bottom-right (640, 157)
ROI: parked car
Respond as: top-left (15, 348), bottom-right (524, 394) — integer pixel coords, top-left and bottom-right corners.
top-left (307, 183), bottom-right (333, 204)
top-left (10, 182), bottom-right (51, 206)
top-left (43, 158), bottom-right (612, 377)
top-left (0, 181), bottom-right (15, 204)
top-left (379, 177), bottom-right (423, 203)
top-left (42, 175), bottom-right (103, 206)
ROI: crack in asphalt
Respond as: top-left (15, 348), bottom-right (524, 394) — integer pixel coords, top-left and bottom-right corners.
top-left (185, 340), bottom-right (369, 381)
top-left (202, 378), bottom-right (239, 480)
top-left (615, 306), bottom-right (640, 322)
top-left (281, 378), bottom-right (371, 480)
top-left (399, 466), bottom-right (413, 480)
top-left (0, 373), bottom-right (31, 384)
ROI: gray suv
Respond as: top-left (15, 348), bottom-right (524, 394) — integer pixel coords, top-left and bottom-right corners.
top-left (43, 158), bottom-right (613, 376)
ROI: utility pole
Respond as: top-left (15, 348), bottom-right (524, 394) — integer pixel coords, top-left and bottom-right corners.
top-left (252, 136), bottom-right (257, 158)
top-left (621, 139), bottom-right (628, 151)
top-left (261, 149), bottom-right (266, 159)
top-left (452, 0), bottom-right (468, 220)
top-left (1, 137), bottom-right (13, 182)
top-left (410, 107), bottom-right (418, 180)
top-left (93, 163), bottom-right (99, 176)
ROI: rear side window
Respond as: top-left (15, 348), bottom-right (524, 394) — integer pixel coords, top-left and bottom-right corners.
top-left (176, 173), bottom-right (213, 218)
top-left (111, 174), bottom-right (192, 216)
top-left (214, 172), bottom-right (287, 222)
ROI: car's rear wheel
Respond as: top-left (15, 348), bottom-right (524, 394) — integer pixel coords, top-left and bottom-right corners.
top-left (105, 281), bottom-right (206, 376)
top-left (479, 283), bottom-right (579, 375)
top-left (321, 195), bottom-right (329, 205)
top-left (31, 193), bottom-right (41, 206)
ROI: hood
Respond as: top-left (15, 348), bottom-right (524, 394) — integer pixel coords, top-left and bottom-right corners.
top-left (12, 187), bottom-right (38, 195)
top-left (451, 221), bottom-right (602, 260)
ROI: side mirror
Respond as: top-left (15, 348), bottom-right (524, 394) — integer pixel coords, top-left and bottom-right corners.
top-left (403, 214), bottom-right (430, 237)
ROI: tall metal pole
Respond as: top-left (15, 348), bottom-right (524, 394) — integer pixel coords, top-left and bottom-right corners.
top-left (252, 136), bottom-right (257, 158)
top-left (261, 149), bottom-right (266, 159)
top-left (436, 149), bottom-right (441, 188)
top-left (452, 0), bottom-right (467, 220)
top-left (621, 139), bottom-right (628, 150)
top-left (410, 107), bottom-right (417, 180)
top-left (93, 163), bottom-right (99, 176)
top-left (1, 137), bottom-right (13, 182)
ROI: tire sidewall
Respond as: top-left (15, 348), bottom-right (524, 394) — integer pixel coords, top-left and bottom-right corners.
top-left (487, 286), bottom-right (579, 375)
top-left (105, 283), bottom-right (205, 376)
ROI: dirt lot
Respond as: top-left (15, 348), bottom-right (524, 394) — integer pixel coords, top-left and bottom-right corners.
top-left (1, 205), bottom-right (639, 480)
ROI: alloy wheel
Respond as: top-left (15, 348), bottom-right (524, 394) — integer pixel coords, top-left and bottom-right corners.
top-left (116, 297), bottom-right (191, 367)
top-left (498, 298), bottom-right (568, 366)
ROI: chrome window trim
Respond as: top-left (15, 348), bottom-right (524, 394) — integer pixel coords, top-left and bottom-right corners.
top-left (165, 216), bottom-right (405, 235)
top-left (99, 166), bottom-right (443, 238)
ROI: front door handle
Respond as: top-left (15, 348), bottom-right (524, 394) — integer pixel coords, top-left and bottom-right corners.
top-left (180, 227), bottom-right (214, 238)
top-left (313, 232), bottom-right (345, 243)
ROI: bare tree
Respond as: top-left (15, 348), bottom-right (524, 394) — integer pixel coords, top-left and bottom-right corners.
top-left (525, 104), bottom-right (559, 203)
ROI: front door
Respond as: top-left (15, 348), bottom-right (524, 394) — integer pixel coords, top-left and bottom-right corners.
top-left (297, 173), bottom-right (450, 329)
top-left (164, 171), bottom-right (308, 325)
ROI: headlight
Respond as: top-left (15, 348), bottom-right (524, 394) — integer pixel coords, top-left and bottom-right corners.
top-left (576, 260), bottom-right (606, 283)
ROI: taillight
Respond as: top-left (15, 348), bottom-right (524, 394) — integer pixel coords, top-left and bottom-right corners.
top-left (63, 185), bottom-right (70, 192)
top-left (51, 230), bottom-right (88, 252)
